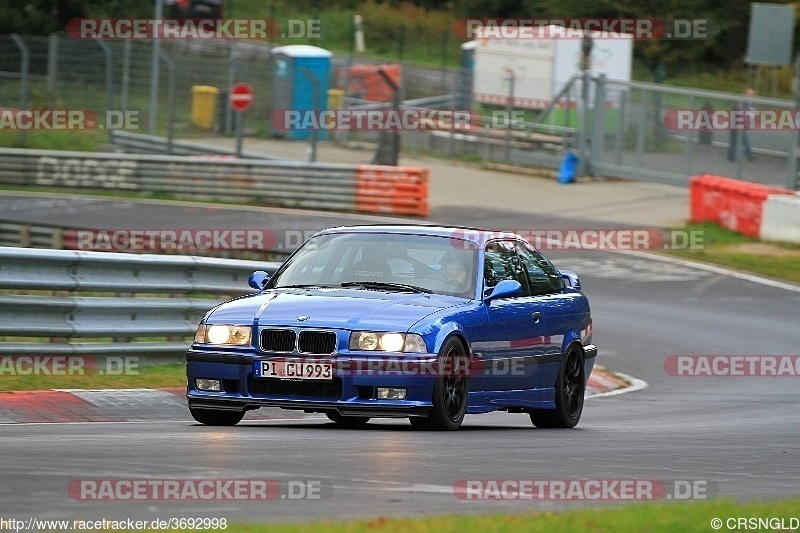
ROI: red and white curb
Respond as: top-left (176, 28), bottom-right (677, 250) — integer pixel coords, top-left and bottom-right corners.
top-left (0, 368), bottom-right (643, 424)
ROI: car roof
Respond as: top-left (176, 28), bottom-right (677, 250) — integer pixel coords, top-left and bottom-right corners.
top-left (314, 224), bottom-right (525, 247)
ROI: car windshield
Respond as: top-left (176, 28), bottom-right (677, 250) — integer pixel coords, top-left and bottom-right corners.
top-left (270, 232), bottom-right (478, 298)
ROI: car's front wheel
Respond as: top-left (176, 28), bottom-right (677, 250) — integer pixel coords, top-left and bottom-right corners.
top-left (529, 345), bottom-right (585, 428)
top-left (326, 411), bottom-right (370, 428)
top-left (190, 408), bottom-right (244, 426)
top-left (410, 337), bottom-right (469, 431)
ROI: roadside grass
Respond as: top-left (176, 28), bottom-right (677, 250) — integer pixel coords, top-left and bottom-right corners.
top-left (155, 498), bottom-right (800, 533)
top-left (663, 222), bottom-right (800, 285)
top-left (0, 362), bottom-right (186, 392)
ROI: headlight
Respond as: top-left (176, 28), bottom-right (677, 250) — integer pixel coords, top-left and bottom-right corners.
top-left (348, 332), bottom-right (427, 353)
top-left (195, 324), bottom-right (252, 346)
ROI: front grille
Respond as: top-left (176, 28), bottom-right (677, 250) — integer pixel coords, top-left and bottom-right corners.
top-left (247, 375), bottom-right (342, 399)
top-left (298, 330), bottom-right (337, 354)
top-left (260, 329), bottom-right (295, 352)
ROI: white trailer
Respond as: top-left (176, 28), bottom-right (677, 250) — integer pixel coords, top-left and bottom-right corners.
top-left (472, 25), bottom-right (633, 108)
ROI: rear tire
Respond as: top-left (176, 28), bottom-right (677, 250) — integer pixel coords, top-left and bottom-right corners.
top-left (529, 345), bottom-right (585, 428)
top-left (410, 337), bottom-right (469, 431)
top-left (326, 411), bottom-right (370, 428)
top-left (190, 408), bottom-right (244, 426)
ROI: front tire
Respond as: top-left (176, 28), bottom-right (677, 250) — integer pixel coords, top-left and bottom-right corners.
top-left (326, 411), bottom-right (370, 428)
top-left (190, 408), bottom-right (244, 426)
top-left (529, 345), bottom-right (585, 428)
top-left (411, 337), bottom-right (469, 431)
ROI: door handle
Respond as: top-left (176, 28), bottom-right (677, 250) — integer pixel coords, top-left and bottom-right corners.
top-left (532, 311), bottom-right (542, 323)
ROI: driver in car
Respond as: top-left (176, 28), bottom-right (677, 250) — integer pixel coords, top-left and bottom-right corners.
top-left (440, 251), bottom-right (471, 294)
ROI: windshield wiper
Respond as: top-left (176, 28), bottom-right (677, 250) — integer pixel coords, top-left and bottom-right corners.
top-left (340, 281), bottom-right (433, 294)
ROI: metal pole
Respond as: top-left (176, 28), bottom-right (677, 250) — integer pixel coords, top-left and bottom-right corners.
top-left (162, 50), bottom-right (175, 155)
top-left (299, 67), bottom-right (320, 162)
top-left (505, 69), bottom-right (514, 162)
top-left (589, 74), bottom-right (606, 174)
top-left (121, 40), bottom-right (131, 114)
top-left (46, 34), bottom-right (58, 107)
top-left (235, 110), bottom-right (244, 157)
top-left (96, 41), bottom-right (114, 143)
top-left (789, 54), bottom-right (800, 190)
top-left (615, 89), bottom-right (627, 165)
top-left (683, 94), bottom-right (696, 178)
top-left (225, 42), bottom-right (236, 136)
top-left (578, 69), bottom-right (591, 176)
top-left (149, 0), bottom-right (164, 135)
top-left (375, 68), bottom-right (401, 165)
top-left (11, 34), bottom-right (29, 144)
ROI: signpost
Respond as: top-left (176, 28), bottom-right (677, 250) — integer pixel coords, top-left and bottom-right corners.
top-left (230, 82), bottom-right (252, 157)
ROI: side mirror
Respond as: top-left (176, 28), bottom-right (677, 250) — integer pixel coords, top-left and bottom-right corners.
top-left (248, 271), bottom-right (271, 291)
top-left (484, 279), bottom-right (522, 302)
top-left (559, 270), bottom-right (581, 290)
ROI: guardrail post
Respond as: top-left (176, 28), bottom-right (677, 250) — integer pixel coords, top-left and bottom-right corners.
top-left (19, 225), bottom-right (31, 247)
top-left (11, 34), bottom-right (29, 145)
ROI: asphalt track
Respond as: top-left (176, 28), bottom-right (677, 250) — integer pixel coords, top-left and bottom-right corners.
top-left (2, 193), bottom-right (800, 523)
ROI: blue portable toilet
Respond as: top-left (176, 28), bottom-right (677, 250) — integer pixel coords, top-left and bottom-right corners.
top-left (271, 45), bottom-right (332, 140)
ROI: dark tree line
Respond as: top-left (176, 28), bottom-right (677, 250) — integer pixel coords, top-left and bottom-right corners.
top-left (2, 0), bottom-right (793, 69)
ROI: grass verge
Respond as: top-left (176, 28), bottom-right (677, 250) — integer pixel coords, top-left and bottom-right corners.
top-left (0, 363), bottom-right (186, 392)
top-left (154, 498), bottom-right (800, 532)
top-left (663, 222), bottom-right (800, 285)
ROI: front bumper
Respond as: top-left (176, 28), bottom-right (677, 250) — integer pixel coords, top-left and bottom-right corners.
top-left (186, 349), bottom-right (437, 417)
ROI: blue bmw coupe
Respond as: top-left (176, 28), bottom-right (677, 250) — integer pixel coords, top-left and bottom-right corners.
top-left (186, 225), bottom-right (596, 430)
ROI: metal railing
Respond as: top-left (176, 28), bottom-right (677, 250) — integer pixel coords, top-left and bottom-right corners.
top-left (0, 247), bottom-right (280, 358)
top-left (0, 147), bottom-right (428, 214)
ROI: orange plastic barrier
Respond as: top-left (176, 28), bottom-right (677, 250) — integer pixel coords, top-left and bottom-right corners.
top-left (355, 165), bottom-right (429, 217)
top-left (689, 174), bottom-right (793, 237)
top-left (339, 64), bottom-right (402, 102)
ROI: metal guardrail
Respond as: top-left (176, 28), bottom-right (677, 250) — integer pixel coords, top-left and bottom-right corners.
top-left (110, 131), bottom-right (277, 159)
top-left (0, 247), bottom-right (281, 358)
top-left (0, 147), bottom-right (429, 215)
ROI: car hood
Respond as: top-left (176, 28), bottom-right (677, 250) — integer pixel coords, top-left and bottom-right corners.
top-left (207, 288), bottom-right (465, 331)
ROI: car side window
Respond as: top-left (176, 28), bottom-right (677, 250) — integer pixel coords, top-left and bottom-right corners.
top-left (516, 242), bottom-right (562, 295)
top-left (484, 241), bottom-right (531, 297)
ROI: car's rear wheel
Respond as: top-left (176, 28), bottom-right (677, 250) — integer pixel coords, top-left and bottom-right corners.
top-left (529, 345), bottom-right (585, 428)
top-left (190, 408), bottom-right (245, 426)
top-left (410, 337), bottom-right (469, 431)
top-left (326, 411), bottom-right (370, 428)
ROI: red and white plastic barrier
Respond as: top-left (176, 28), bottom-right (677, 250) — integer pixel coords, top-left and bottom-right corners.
top-left (690, 175), bottom-right (800, 243)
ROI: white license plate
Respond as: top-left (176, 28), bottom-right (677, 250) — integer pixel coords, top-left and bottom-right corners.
top-left (257, 360), bottom-right (333, 381)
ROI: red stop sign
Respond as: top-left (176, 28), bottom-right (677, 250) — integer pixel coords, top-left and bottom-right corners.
top-left (230, 82), bottom-right (253, 111)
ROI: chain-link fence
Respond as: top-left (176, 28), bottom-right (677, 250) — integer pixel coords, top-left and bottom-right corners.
top-left (1, 33), bottom-right (798, 189)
